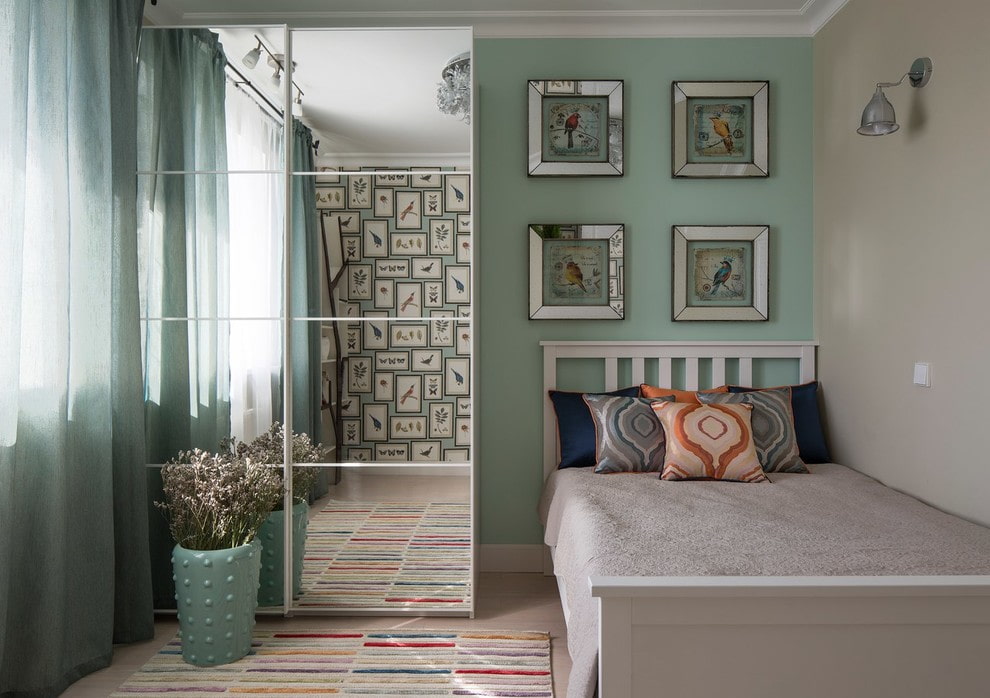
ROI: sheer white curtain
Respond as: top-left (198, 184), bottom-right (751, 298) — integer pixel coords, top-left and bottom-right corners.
top-left (225, 81), bottom-right (284, 442)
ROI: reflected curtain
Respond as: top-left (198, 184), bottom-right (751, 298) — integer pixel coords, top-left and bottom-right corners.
top-left (136, 28), bottom-right (230, 608)
top-left (225, 83), bottom-right (283, 443)
top-left (0, 0), bottom-right (152, 695)
top-left (287, 122), bottom-right (328, 499)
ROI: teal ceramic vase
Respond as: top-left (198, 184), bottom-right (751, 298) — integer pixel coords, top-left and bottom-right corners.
top-left (257, 500), bottom-right (308, 606)
top-left (172, 539), bottom-right (261, 666)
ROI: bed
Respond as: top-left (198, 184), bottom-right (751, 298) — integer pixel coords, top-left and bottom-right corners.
top-left (539, 341), bottom-right (990, 698)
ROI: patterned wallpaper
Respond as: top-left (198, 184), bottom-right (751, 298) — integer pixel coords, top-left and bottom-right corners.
top-left (318, 169), bottom-right (472, 463)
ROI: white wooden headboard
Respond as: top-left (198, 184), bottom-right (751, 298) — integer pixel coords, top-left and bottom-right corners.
top-left (542, 340), bottom-right (818, 481)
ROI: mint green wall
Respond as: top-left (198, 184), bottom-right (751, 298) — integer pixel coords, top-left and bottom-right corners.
top-left (475, 38), bottom-right (813, 545)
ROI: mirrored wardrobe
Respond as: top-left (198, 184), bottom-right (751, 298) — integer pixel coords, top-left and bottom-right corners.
top-left (139, 25), bottom-right (474, 616)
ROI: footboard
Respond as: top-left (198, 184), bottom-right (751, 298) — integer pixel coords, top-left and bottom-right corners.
top-left (591, 575), bottom-right (990, 698)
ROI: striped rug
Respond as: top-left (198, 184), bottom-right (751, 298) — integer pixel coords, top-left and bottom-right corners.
top-left (111, 630), bottom-right (552, 696)
top-left (298, 501), bottom-right (471, 610)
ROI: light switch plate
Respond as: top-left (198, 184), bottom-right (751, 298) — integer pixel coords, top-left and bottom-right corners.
top-left (913, 362), bottom-right (931, 387)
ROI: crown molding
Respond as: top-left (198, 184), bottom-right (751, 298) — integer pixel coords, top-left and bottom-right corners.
top-left (804, 0), bottom-right (852, 35)
top-left (150, 1), bottom-right (853, 38)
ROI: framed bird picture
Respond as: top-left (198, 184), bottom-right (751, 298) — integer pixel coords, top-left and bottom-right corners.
top-left (529, 224), bottom-right (625, 320)
top-left (528, 80), bottom-right (623, 176)
top-left (443, 173), bottom-right (470, 212)
top-left (671, 225), bottom-right (769, 321)
top-left (672, 81), bottom-right (769, 178)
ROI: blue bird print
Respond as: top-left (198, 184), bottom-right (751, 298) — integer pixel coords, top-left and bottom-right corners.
top-left (371, 324), bottom-right (383, 340)
top-left (710, 258), bottom-right (732, 295)
top-left (370, 229), bottom-right (383, 247)
top-left (451, 368), bottom-right (464, 386)
top-left (370, 414), bottom-right (382, 431)
top-left (450, 184), bottom-right (465, 203)
top-left (452, 275), bottom-right (465, 293)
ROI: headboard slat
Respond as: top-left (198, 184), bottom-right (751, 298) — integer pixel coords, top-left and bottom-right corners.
top-left (658, 357), bottom-right (673, 387)
top-left (685, 357), bottom-right (700, 390)
top-left (739, 357), bottom-right (753, 387)
top-left (604, 358), bottom-right (619, 391)
top-left (631, 357), bottom-right (645, 387)
top-left (712, 357), bottom-right (727, 387)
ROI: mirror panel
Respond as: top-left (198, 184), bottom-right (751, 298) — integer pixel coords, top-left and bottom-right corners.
top-left (296, 463), bottom-right (471, 611)
top-left (288, 28), bottom-right (471, 171)
top-left (291, 317), bottom-right (471, 465)
top-left (143, 318), bottom-right (286, 610)
top-left (137, 173), bottom-right (284, 320)
top-left (138, 27), bottom-right (287, 174)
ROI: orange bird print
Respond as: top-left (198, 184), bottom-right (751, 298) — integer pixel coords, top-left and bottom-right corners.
top-left (564, 261), bottom-right (587, 293)
top-left (708, 113), bottom-right (733, 154)
top-left (399, 200), bottom-right (416, 220)
top-left (399, 384), bottom-right (417, 405)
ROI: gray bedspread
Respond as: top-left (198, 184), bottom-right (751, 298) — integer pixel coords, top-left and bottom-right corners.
top-left (538, 464), bottom-right (990, 698)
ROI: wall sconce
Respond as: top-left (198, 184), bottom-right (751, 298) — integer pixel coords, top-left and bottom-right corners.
top-left (857, 57), bottom-right (933, 136)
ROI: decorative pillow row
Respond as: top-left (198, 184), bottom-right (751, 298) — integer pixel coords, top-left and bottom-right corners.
top-left (550, 381), bottom-right (828, 472)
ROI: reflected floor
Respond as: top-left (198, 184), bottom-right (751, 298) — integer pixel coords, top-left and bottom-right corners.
top-left (297, 472), bottom-right (471, 611)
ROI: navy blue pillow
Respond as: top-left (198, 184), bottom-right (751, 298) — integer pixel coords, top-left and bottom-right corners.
top-left (728, 381), bottom-right (830, 463)
top-left (549, 387), bottom-right (640, 468)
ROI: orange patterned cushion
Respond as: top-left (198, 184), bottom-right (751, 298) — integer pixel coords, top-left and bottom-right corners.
top-left (652, 402), bottom-right (767, 483)
top-left (640, 384), bottom-right (728, 404)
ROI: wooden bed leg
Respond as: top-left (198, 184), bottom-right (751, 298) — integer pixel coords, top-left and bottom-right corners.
top-left (597, 595), bottom-right (633, 698)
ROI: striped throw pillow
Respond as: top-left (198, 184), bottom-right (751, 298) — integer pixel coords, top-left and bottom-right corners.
top-left (652, 402), bottom-right (767, 483)
top-left (698, 387), bottom-right (807, 473)
top-left (583, 394), bottom-right (674, 473)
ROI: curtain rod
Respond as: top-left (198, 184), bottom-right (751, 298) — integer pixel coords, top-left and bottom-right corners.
top-left (225, 61), bottom-right (283, 121)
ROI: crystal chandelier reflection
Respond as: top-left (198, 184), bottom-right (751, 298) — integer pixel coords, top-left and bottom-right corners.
top-left (436, 52), bottom-right (471, 125)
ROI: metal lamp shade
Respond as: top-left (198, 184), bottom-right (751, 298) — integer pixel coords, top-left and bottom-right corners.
top-left (857, 87), bottom-right (899, 136)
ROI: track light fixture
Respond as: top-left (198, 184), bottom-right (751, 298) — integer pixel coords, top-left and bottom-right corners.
top-left (242, 39), bottom-right (261, 69)
top-left (239, 36), bottom-right (305, 116)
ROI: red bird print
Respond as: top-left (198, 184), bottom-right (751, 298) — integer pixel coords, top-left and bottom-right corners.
top-left (564, 112), bottom-right (580, 148)
top-left (399, 384), bottom-right (417, 404)
top-left (399, 200), bottom-right (416, 220)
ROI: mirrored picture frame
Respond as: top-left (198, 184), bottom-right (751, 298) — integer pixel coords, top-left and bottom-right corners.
top-left (529, 224), bottom-right (624, 319)
top-left (528, 80), bottom-right (623, 176)
top-left (672, 225), bottom-right (769, 321)
top-left (672, 81), bottom-right (769, 178)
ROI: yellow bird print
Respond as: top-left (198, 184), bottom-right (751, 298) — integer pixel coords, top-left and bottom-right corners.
top-left (564, 261), bottom-right (587, 293)
top-left (708, 114), bottom-right (733, 154)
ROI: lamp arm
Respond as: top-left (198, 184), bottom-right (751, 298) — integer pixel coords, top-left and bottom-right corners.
top-left (876, 72), bottom-right (910, 89)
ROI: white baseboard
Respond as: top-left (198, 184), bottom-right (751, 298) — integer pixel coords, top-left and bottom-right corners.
top-left (479, 544), bottom-right (544, 573)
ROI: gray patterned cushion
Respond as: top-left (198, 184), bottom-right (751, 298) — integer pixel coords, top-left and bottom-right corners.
top-left (583, 394), bottom-right (675, 473)
top-left (698, 387), bottom-right (808, 473)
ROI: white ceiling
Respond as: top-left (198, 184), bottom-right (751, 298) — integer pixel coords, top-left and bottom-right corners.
top-left (213, 27), bottom-right (471, 163)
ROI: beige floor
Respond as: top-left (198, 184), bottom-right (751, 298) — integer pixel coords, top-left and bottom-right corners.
top-left (62, 471), bottom-right (572, 696)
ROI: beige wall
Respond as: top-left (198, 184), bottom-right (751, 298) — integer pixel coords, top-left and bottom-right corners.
top-left (815, 0), bottom-right (990, 526)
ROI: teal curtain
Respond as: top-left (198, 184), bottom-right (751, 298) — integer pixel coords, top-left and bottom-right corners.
top-left (287, 122), bottom-right (328, 499)
top-left (0, 0), bottom-right (152, 695)
top-left (136, 28), bottom-right (231, 608)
